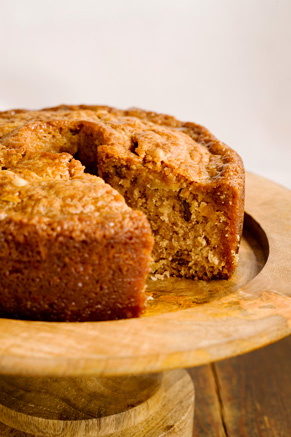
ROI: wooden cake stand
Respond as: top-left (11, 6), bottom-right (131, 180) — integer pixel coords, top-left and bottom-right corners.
top-left (0, 172), bottom-right (290, 436)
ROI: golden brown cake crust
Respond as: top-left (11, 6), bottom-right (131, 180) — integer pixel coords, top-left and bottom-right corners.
top-left (0, 104), bottom-right (245, 321)
top-left (0, 104), bottom-right (244, 187)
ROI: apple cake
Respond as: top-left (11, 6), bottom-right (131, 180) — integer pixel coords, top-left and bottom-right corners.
top-left (0, 105), bottom-right (244, 321)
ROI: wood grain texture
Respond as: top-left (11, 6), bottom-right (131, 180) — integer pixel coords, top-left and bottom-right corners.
top-left (188, 365), bottom-right (226, 436)
top-left (0, 172), bottom-right (290, 378)
top-left (0, 373), bottom-right (163, 420)
top-left (189, 335), bottom-right (291, 436)
top-left (214, 334), bottom-right (291, 437)
top-left (0, 422), bottom-right (29, 436)
top-left (0, 370), bottom-right (194, 436)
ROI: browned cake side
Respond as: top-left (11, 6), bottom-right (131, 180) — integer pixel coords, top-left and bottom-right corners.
top-left (0, 105), bottom-right (244, 321)
top-left (0, 162), bottom-right (153, 322)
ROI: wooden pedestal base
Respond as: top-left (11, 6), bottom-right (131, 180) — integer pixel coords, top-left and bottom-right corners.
top-left (0, 369), bottom-right (194, 436)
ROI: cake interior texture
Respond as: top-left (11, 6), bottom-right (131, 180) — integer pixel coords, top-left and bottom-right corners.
top-left (0, 105), bottom-right (245, 321)
top-left (100, 158), bottom-right (241, 280)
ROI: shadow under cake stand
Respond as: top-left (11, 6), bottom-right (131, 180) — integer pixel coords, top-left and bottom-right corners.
top-left (0, 172), bottom-right (290, 436)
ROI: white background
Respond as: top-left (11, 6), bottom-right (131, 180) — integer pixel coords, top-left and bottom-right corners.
top-left (0, 0), bottom-right (290, 188)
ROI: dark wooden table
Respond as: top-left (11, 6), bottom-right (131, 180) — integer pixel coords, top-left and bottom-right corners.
top-left (189, 334), bottom-right (291, 436)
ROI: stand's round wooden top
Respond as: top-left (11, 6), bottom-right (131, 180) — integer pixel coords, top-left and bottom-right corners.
top-left (0, 172), bottom-right (290, 377)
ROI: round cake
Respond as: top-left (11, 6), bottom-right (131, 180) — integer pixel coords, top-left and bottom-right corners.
top-left (0, 105), bottom-right (245, 321)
